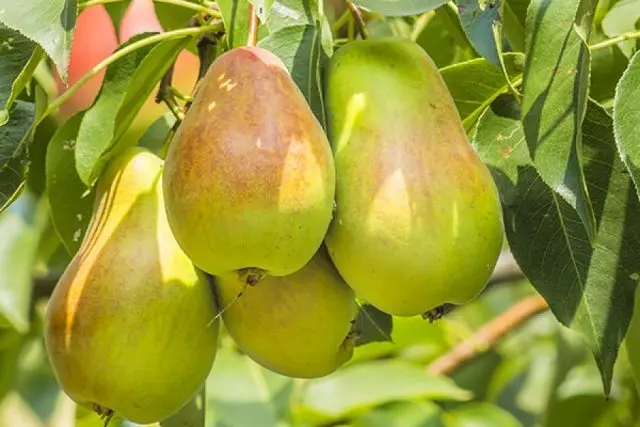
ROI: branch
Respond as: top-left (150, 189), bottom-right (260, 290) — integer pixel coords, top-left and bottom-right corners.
top-left (247, 4), bottom-right (259, 47)
top-left (346, 2), bottom-right (369, 40)
top-left (427, 294), bottom-right (549, 376)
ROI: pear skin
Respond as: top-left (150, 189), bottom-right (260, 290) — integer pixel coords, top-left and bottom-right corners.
top-left (44, 148), bottom-right (220, 424)
top-left (216, 248), bottom-right (358, 378)
top-left (324, 38), bottom-right (504, 317)
top-left (163, 46), bottom-right (335, 280)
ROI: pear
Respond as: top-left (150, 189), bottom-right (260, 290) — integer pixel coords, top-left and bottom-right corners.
top-left (163, 46), bottom-right (335, 282)
top-left (324, 38), bottom-right (504, 317)
top-left (216, 248), bottom-right (358, 378)
top-left (44, 147), bottom-right (220, 424)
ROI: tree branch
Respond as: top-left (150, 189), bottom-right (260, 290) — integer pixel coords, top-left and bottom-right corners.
top-left (247, 4), bottom-right (259, 47)
top-left (346, 2), bottom-right (369, 40)
top-left (427, 294), bottom-right (549, 376)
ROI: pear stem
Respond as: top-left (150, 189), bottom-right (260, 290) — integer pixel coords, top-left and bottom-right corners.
top-left (427, 294), bottom-right (549, 375)
top-left (346, 2), bottom-right (369, 40)
top-left (247, 4), bottom-right (260, 47)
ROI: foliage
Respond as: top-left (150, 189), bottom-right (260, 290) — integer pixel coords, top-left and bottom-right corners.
top-left (1, 0), bottom-right (640, 426)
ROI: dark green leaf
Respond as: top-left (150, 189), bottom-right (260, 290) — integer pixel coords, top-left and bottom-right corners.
top-left (207, 348), bottom-right (294, 427)
top-left (502, 1), bottom-right (525, 51)
top-left (75, 34), bottom-right (190, 186)
top-left (444, 402), bottom-right (521, 427)
top-left (0, 100), bottom-right (34, 212)
top-left (353, 0), bottom-right (448, 17)
top-left (440, 53), bottom-right (524, 132)
top-left (0, 0), bottom-right (76, 81)
top-left (354, 303), bottom-right (393, 346)
top-left (474, 99), bottom-right (640, 395)
top-left (544, 395), bottom-right (612, 427)
top-left (27, 88), bottom-right (58, 196)
top-left (601, 0), bottom-right (640, 58)
top-left (46, 113), bottom-right (95, 255)
top-left (0, 192), bottom-right (47, 333)
top-left (613, 50), bottom-right (640, 200)
top-left (218, 0), bottom-right (251, 49)
top-left (0, 330), bottom-right (25, 402)
top-left (0, 24), bottom-right (37, 117)
top-left (299, 360), bottom-right (471, 424)
top-left (521, 0), bottom-right (597, 240)
top-left (458, 0), bottom-right (501, 65)
top-left (258, 23), bottom-right (330, 128)
top-left (352, 401), bottom-right (444, 427)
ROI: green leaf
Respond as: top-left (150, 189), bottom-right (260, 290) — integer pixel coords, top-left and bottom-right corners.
top-left (0, 0), bottom-right (75, 81)
top-left (207, 348), bottom-right (294, 427)
top-left (440, 53), bottom-right (524, 132)
top-left (266, 0), bottom-right (320, 33)
top-left (75, 33), bottom-right (190, 186)
top-left (601, 0), bottom-right (640, 58)
top-left (137, 112), bottom-right (177, 158)
top-left (258, 24), bottom-right (329, 128)
top-left (156, 1), bottom-right (198, 32)
top-left (474, 99), bottom-right (640, 395)
top-left (352, 401), bottom-right (444, 427)
top-left (26, 88), bottom-right (58, 196)
top-left (0, 100), bottom-right (34, 212)
top-left (251, 0), bottom-right (276, 21)
top-left (613, 50), bottom-right (640, 200)
top-left (0, 192), bottom-right (47, 333)
top-left (0, 24), bottom-right (37, 117)
top-left (0, 330), bottom-right (25, 402)
top-left (458, 0), bottom-right (501, 65)
top-left (353, 0), bottom-right (448, 17)
top-left (521, 0), bottom-right (597, 241)
top-left (444, 402), bottom-right (521, 427)
top-left (502, 1), bottom-right (525, 52)
top-left (299, 360), bottom-right (471, 424)
top-left (46, 113), bottom-right (95, 256)
top-left (354, 304), bottom-right (393, 346)
top-left (159, 388), bottom-right (206, 427)
top-left (218, 0), bottom-right (251, 49)
top-left (544, 395), bottom-right (612, 427)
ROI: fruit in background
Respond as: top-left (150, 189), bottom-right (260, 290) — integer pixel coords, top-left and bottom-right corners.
top-left (53, 5), bottom-right (119, 121)
top-left (324, 38), bottom-right (504, 317)
top-left (118, 0), bottom-right (200, 142)
top-left (44, 148), bottom-right (220, 424)
top-left (163, 47), bottom-right (336, 281)
top-left (216, 248), bottom-right (358, 378)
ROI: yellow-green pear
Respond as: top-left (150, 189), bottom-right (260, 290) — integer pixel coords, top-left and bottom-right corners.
top-left (324, 38), bottom-right (504, 317)
top-left (216, 248), bottom-right (358, 378)
top-left (163, 46), bottom-right (335, 282)
top-left (44, 147), bottom-right (220, 424)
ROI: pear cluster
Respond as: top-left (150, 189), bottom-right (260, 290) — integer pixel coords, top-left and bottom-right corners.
top-left (44, 37), bottom-right (504, 425)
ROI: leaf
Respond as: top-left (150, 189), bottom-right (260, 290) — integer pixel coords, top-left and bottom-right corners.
top-left (0, 24), bottom-right (37, 118)
top-left (298, 359), bottom-right (471, 424)
top-left (0, 0), bottom-right (75, 81)
top-left (0, 100), bottom-right (34, 212)
top-left (352, 401), bottom-right (444, 427)
top-left (266, 0), bottom-right (319, 33)
top-left (137, 112), bottom-right (177, 157)
top-left (75, 34), bottom-right (190, 186)
top-left (218, 0), bottom-right (251, 49)
top-left (0, 192), bottom-right (47, 333)
top-left (354, 303), bottom-right (393, 346)
top-left (0, 330), bottom-right (25, 402)
top-left (474, 98), bottom-right (640, 395)
top-left (46, 113), bottom-right (95, 255)
top-left (207, 348), bottom-right (294, 427)
top-left (352, 0), bottom-right (449, 17)
top-left (521, 0), bottom-right (597, 241)
top-left (601, 0), bottom-right (640, 58)
top-left (458, 0), bottom-right (502, 65)
top-left (613, 50), bottom-right (640, 200)
top-left (258, 23), bottom-right (329, 128)
top-left (440, 53), bottom-right (525, 132)
top-left (444, 402), bottom-right (521, 427)
top-left (544, 395), bottom-right (612, 427)
top-left (502, 1), bottom-right (525, 52)
top-left (250, 0), bottom-right (276, 21)
top-left (27, 87), bottom-right (58, 196)
top-left (159, 388), bottom-right (206, 427)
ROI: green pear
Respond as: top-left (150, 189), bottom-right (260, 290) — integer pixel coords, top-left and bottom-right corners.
top-left (44, 147), bottom-right (220, 424)
top-left (163, 46), bottom-right (335, 281)
top-left (324, 38), bottom-right (504, 317)
top-left (216, 248), bottom-right (358, 378)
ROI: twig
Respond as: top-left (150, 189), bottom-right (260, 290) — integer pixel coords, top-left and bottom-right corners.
top-left (427, 294), bottom-right (549, 375)
top-left (247, 4), bottom-right (259, 47)
top-left (346, 2), bottom-right (369, 40)
top-left (155, 65), bottom-right (186, 121)
top-left (590, 29), bottom-right (640, 51)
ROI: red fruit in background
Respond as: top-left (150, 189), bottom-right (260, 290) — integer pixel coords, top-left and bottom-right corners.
top-left (54, 5), bottom-right (118, 121)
